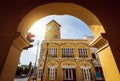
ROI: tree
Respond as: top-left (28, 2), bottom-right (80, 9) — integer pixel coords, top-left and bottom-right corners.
top-left (15, 66), bottom-right (24, 76)
top-left (23, 67), bottom-right (29, 75)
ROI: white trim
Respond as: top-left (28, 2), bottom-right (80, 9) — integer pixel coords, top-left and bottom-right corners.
top-left (80, 66), bottom-right (91, 68)
top-left (48, 66), bottom-right (57, 80)
top-left (62, 66), bottom-right (76, 68)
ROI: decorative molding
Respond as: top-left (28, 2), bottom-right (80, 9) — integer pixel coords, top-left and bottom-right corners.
top-left (12, 33), bottom-right (30, 51)
top-left (90, 34), bottom-right (109, 52)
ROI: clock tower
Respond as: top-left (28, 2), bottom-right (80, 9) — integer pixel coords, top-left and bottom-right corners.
top-left (45, 20), bottom-right (61, 40)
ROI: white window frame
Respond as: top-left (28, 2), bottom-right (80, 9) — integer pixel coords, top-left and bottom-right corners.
top-left (38, 67), bottom-right (43, 80)
top-left (49, 48), bottom-right (57, 57)
top-left (78, 48), bottom-right (88, 58)
top-left (41, 48), bottom-right (44, 55)
top-left (62, 66), bottom-right (76, 80)
top-left (48, 66), bottom-right (57, 80)
top-left (80, 66), bottom-right (92, 81)
top-left (62, 48), bottom-right (74, 57)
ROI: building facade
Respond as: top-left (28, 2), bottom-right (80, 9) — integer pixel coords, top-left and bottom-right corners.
top-left (38, 20), bottom-right (104, 81)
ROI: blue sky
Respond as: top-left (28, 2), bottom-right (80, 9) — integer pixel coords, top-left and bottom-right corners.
top-left (20, 15), bottom-right (93, 65)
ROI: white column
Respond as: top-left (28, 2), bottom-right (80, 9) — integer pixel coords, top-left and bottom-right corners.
top-left (88, 68), bottom-right (91, 80)
top-left (83, 69), bottom-right (86, 80)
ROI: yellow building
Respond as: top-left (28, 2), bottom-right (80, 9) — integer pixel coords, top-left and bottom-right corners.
top-left (38, 20), bottom-right (104, 81)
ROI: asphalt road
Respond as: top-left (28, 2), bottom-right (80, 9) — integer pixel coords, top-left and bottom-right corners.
top-left (14, 77), bottom-right (28, 81)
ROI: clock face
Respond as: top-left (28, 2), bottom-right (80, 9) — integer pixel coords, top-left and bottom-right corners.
top-left (54, 26), bottom-right (58, 31)
top-left (48, 26), bottom-right (52, 30)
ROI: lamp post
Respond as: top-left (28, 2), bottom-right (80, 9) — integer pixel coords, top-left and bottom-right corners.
top-left (35, 41), bottom-right (39, 67)
top-left (41, 42), bottom-right (49, 81)
top-left (35, 41), bottom-right (39, 81)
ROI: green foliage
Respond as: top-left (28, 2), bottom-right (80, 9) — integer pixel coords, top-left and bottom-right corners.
top-left (15, 66), bottom-right (29, 76)
top-left (23, 67), bottom-right (29, 75)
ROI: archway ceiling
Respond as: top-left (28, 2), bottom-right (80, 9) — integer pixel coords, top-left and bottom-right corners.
top-left (18, 2), bottom-right (105, 38)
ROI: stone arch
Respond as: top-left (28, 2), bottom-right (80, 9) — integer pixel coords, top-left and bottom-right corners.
top-left (60, 43), bottom-right (75, 48)
top-left (61, 61), bottom-right (76, 67)
top-left (17, 2), bottom-right (105, 39)
top-left (79, 61), bottom-right (96, 81)
top-left (47, 61), bottom-right (58, 67)
top-left (15, 3), bottom-right (108, 80)
top-left (76, 43), bottom-right (89, 49)
top-left (2, 2), bottom-right (119, 81)
top-left (48, 43), bottom-right (58, 48)
top-left (79, 61), bottom-right (93, 66)
top-left (39, 62), bottom-right (44, 66)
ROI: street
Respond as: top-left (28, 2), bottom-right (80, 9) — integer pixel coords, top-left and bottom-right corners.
top-left (14, 77), bottom-right (28, 81)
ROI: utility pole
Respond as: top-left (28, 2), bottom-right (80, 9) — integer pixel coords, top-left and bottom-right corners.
top-left (41, 42), bottom-right (49, 81)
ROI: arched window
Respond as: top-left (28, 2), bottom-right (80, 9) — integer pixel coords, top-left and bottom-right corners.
top-left (62, 66), bottom-right (76, 81)
top-left (49, 48), bottom-right (57, 57)
top-left (55, 34), bottom-right (58, 39)
top-left (80, 66), bottom-right (92, 81)
top-left (62, 48), bottom-right (74, 57)
top-left (78, 48), bottom-right (88, 58)
top-left (48, 66), bottom-right (57, 80)
top-left (38, 66), bottom-right (43, 80)
top-left (41, 48), bottom-right (44, 55)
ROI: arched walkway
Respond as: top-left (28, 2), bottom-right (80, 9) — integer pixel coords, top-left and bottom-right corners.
top-left (0, 2), bottom-right (120, 81)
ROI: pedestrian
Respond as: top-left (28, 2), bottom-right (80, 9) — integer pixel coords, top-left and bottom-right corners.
top-left (28, 75), bottom-right (33, 81)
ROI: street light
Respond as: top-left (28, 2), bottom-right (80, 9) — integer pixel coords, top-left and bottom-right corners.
top-left (35, 41), bottom-right (39, 67)
top-left (34, 41), bottom-right (39, 81)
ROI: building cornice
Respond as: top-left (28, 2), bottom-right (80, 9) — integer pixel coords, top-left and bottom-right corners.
top-left (90, 33), bottom-right (109, 52)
